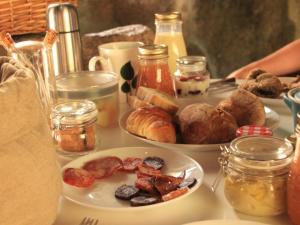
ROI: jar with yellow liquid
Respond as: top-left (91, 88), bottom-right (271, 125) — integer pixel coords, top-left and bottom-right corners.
top-left (154, 12), bottom-right (187, 75)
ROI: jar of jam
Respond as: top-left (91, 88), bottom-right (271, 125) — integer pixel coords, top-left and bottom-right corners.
top-left (137, 44), bottom-right (175, 96)
top-left (287, 114), bottom-right (300, 225)
top-left (174, 56), bottom-right (210, 97)
top-left (51, 100), bottom-right (98, 155)
top-left (220, 136), bottom-right (293, 216)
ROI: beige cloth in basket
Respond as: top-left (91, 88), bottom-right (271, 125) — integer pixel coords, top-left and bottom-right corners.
top-left (0, 57), bottom-right (61, 225)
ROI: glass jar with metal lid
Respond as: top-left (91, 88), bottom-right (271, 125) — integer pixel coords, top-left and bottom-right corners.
top-left (154, 12), bottom-right (187, 75)
top-left (51, 100), bottom-right (98, 155)
top-left (174, 56), bottom-right (210, 97)
top-left (137, 44), bottom-right (175, 96)
top-left (220, 136), bottom-right (293, 216)
top-left (55, 71), bottom-right (118, 128)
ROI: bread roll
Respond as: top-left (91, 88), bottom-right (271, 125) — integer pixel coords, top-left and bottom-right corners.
top-left (126, 106), bottom-right (176, 143)
top-left (217, 88), bottom-right (265, 126)
top-left (136, 87), bottom-right (179, 114)
top-left (179, 103), bottom-right (238, 144)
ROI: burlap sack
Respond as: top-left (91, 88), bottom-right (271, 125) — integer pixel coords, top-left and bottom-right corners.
top-left (0, 57), bottom-right (61, 225)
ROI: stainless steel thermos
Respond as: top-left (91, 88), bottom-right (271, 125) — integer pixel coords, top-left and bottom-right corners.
top-left (47, 3), bottom-right (83, 76)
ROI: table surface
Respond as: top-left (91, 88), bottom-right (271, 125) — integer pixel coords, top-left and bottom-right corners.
top-left (54, 96), bottom-right (294, 225)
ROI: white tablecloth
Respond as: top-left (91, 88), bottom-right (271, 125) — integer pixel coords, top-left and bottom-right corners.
top-left (54, 100), bottom-right (294, 225)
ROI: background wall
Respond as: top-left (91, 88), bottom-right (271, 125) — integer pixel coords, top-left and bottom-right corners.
top-left (78, 0), bottom-right (300, 78)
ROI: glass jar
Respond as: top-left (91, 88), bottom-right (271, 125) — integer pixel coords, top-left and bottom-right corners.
top-left (137, 44), bottom-right (175, 96)
top-left (220, 136), bottom-right (293, 216)
top-left (56, 71), bottom-right (119, 128)
top-left (51, 100), bottom-right (98, 155)
top-left (154, 12), bottom-right (187, 75)
top-left (174, 56), bottom-right (210, 97)
top-left (287, 114), bottom-right (300, 225)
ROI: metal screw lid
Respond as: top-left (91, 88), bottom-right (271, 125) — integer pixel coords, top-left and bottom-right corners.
top-left (155, 12), bottom-right (182, 22)
top-left (138, 44), bottom-right (168, 59)
top-left (47, 3), bottom-right (79, 33)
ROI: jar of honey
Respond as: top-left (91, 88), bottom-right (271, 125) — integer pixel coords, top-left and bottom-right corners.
top-left (137, 44), bottom-right (175, 96)
top-left (221, 136), bottom-right (293, 216)
top-left (287, 113), bottom-right (300, 225)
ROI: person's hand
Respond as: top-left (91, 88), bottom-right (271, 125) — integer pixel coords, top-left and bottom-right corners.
top-left (227, 67), bottom-right (254, 79)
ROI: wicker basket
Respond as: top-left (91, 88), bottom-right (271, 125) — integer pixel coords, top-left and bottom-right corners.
top-left (0, 0), bottom-right (78, 35)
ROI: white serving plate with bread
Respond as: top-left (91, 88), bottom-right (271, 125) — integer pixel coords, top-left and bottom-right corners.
top-left (119, 106), bottom-right (279, 152)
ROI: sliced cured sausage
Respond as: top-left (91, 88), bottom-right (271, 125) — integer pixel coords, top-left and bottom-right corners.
top-left (115, 184), bottom-right (139, 200)
top-left (82, 156), bottom-right (123, 179)
top-left (135, 177), bottom-right (155, 193)
top-left (137, 164), bottom-right (161, 177)
top-left (130, 196), bottom-right (160, 207)
top-left (162, 187), bottom-right (189, 202)
top-left (143, 156), bottom-right (165, 170)
top-left (122, 157), bottom-right (143, 172)
top-left (153, 175), bottom-right (184, 195)
top-left (63, 168), bottom-right (95, 188)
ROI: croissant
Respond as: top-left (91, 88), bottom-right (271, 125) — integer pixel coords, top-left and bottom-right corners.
top-left (126, 106), bottom-right (176, 143)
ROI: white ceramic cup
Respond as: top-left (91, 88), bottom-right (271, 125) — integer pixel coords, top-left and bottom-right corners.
top-left (88, 41), bottom-right (142, 103)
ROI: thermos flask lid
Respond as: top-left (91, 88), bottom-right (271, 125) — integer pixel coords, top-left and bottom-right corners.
top-left (47, 3), bottom-right (79, 33)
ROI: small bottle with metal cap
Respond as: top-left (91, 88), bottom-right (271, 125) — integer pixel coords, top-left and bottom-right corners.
top-left (154, 12), bottom-right (187, 75)
top-left (47, 3), bottom-right (83, 76)
top-left (136, 44), bottom-right (175, 96)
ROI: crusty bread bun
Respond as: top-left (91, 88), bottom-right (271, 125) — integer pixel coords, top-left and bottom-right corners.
top-left (178, 103), bottom-right (238, 144)
top-left (134, 87), bottom-right (179, 115)
top-left (217, 88), bottom-right (265, 126)
top-left (126, 106), bottom-right (176, 143)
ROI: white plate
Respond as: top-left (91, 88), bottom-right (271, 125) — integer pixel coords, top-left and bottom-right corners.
top-left (182, 220), bottom-right (270, 225)
top-left (119, 107), bottom-right (279, 152)
top-left (62, 147), bottom-right (204, 210)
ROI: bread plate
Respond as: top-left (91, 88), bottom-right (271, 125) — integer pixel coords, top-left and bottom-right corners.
top-left (62, 147), bottom-right (204, 210)
top-left (182, 220), bottom-right (271, 225)
top-left (236, 77), bottom-right (297, 107)
top-left (119, 107), bottom-right (279, 152)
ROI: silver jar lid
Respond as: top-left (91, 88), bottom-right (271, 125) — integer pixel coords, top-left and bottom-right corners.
top-left (56, 71), bottom-right (118, 99)
top-left (52, 100), bottom-right (97, 126)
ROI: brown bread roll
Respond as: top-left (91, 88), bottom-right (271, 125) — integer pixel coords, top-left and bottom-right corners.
top-left (217, 88), bottom-right (265, 126)
top-left (126, 106), bottom-right (176, 143)
top-left (179, 103), bottom-right (238, 144)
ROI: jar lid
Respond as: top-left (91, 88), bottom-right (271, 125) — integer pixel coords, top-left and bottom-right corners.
top-left (226, 136), bottom-right (293, 175)
top-left (230, 136), bottom-right (293, 161)
top-left (52, 100), bottom-right (97, 125)
top-left (138, 44), bottom-right (168, 59)
top-left (176, 56), bottom-right (206, 72)
top-left (155, 12), bottom-right (182, 22)
top-left (56, 71), bottom-right (118, 99)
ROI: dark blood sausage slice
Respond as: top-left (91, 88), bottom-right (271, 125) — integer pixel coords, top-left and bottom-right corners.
top-left (82, 156), bottom-right (123, 179)
top-left (122, 157), bottom-right (143, 172)
top-left (178, 177), bottom-right (197, 189)
top-left (63, 168), bottom-right (95, 188)
top-left (115, 184), bottom-right (139, 200)
top-left (130, 196), bottom-right (160, 207)
top-left (153, 175), bottom-right (184, 195)
top-left (137, 164), bottom-right (161, 177)
top-left (143, 156), bottom-right (165, 170)
top-left (162, 187), bottom-right (189, 202)
top-left (135, 177), bottom-right (155, 193)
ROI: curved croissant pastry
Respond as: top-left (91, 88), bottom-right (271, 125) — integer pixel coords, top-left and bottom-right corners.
top-left (126, 106), bottom-right (176, 143)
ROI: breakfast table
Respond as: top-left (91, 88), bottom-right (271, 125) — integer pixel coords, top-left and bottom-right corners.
top-left (53, 95), bottom-right (294, 225)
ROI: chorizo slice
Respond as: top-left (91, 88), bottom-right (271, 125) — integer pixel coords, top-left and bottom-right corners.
top-left (63, 168), bottom-right (95, 188)
top-left (122, 157), bottom-right (143, 172)
top-left (82, 156), bottom-right (123, 179)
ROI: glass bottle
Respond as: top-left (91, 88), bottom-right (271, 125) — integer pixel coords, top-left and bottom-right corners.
top-left (137, 44), bottom-right (175, 96)
top-left (287, 116), bottom-right (300, 225)
top-left (220, 136), bottom-right (293, 216)
top-left (154, 12), bottom-right (187, 75)
top-left (174, 56), bottom-right (210, 97)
